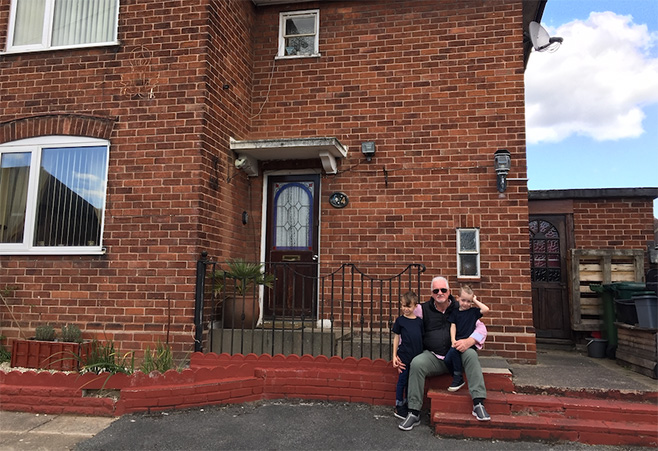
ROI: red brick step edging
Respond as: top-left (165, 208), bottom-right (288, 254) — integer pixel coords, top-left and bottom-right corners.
top-left (0, 352), bottom-right (513, 417)
top-left (0, 353), bottom-right (395, 416)
top-left (428, 389), bottom-right (658, 447)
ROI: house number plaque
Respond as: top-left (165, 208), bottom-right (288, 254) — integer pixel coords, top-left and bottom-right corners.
top-left (329, 192), bottom-right (349, 208)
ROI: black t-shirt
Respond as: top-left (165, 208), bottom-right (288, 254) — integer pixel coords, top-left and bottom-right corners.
top-left (448, 307), bottom-right (483, 340)
top-left (420, 296), bottom-right (457, 356)
top-left (392, 316), bottom-right (424, 365)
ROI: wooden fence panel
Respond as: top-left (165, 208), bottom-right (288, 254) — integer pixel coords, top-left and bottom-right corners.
top-left (568, 249), bottom-right (645, 331)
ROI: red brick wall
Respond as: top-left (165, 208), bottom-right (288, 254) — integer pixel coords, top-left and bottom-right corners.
top-left (201, 1), bottom-right (261, 261)
top-left (572, 198), bottom-right (656, 251)
top-left (248, 0), bottom-right (534, 361)
top-left (0, 0), bottom-right (236, 356)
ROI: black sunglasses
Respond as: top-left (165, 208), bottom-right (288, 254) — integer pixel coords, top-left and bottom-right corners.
top-left (432, 288), bottom-right (448, 294)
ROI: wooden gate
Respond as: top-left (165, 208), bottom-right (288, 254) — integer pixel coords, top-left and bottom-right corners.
top-left (529, 216), bottom-right (571, 340)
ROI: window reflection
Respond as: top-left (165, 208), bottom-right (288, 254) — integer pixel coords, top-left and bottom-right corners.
top-left (35, 146), bottom-right (107, 246)
top-left (0, 153), bottom-right (30, 243)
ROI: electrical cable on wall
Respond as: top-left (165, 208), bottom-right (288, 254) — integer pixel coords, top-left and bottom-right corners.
top-left (250, 55), bottom-right (278, 119)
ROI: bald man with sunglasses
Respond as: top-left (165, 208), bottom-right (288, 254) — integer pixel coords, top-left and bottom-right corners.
top-left (395, 276), bottom-right (489, 430)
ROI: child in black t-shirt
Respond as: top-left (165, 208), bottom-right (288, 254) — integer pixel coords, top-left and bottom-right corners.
top-left (445, 285), bottom-right (490, 392)
top-left (392, 291), bottom-right (424, 419)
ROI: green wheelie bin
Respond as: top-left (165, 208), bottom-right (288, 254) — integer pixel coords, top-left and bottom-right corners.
top-left (590, 284), bottom-right (617, 358)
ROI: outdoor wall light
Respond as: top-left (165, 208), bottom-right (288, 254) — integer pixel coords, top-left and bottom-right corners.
top-left (235, 154), bottom-right (258, 177)
top-left (361, 142), bottom-right (375, 162)
top-left (494, 149), bottom-right (511, 193)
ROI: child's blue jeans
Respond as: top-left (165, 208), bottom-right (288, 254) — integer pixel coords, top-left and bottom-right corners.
top-left (395, 366), bottom-right (410, 405)
top-left (444, 347), bottom-right (463, 376)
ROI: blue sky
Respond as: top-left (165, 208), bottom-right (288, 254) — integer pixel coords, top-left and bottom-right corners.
top-left (525, 0), bottom-right (658, 217)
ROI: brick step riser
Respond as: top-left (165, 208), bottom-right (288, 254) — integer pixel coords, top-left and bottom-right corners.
top-left (429, 372), bottom-right (657, 405)
top-left (432, 418), bottom-right (658, 447)
top-left (433, 411), bottom-right (658, 434)
top-left (429, 393), bottom-right (658, 424)
top-left (426, 372), bottom-right (515, 393)
top-left (513, 385), bottom-right (658, 404)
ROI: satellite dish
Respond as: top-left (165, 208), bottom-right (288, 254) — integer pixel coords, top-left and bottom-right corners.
top-left (529, 21), bottom-right (563, 53)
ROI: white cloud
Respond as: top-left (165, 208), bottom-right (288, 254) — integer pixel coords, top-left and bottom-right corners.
top-left (525, 12), bottom-right (658, 144)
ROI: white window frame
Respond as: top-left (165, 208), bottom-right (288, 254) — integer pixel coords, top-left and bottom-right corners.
top-left (277, 9), bottom-right (320, 58)
top-left (5, 0), bottom-right (120, 54)
top-left (0, 136), bottom-right (109, 255)
top-left (457, 228), bottom-right (480, 278)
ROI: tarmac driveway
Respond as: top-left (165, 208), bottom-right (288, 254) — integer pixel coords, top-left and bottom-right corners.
top-left (73, 400), bottom-right (641, 451)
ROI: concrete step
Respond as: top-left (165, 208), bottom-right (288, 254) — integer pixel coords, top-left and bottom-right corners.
top-left (428, 390), bottom-right (658, 447)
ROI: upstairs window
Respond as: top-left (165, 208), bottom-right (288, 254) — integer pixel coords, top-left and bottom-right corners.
top-left (278, 10), bottom-right (319, 58)
top-left (0, 136), bottom-right (109, 255)
top-left (457, 228), bottom-right (480, 278)
top-left (6, 0), bottom-right (119, 53)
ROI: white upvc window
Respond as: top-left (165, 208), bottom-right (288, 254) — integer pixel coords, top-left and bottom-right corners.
top-left (457, 228), bottom-right (480, 278)
top-left (6, 0), bottom-right (119, 53)
top-left (278, 9), bottom-right (319, 58)
top-left (0, 136), bottom-right (109, 255)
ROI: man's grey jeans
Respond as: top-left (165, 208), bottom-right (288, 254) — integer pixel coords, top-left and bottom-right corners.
top-left (407, 348), bottom-right (486, 411)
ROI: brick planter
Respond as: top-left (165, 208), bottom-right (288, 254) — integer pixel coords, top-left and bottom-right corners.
top-left (10, 340), bottom-right (92, 371)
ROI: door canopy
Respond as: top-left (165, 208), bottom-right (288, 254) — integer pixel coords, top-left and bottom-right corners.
top-left (230, 137), bottom-right (348, 176)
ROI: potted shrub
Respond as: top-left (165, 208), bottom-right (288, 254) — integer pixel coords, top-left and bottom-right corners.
top-left (55, 324), bottom-right (92, 371)
top-left (10, 323), bottom-right (91, 371)
top-left (0, 335), bottom-right (10, 364)
top-left (212, 259), bottom-right (274, 328)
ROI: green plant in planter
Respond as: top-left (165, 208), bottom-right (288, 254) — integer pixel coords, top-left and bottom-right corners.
top-left (80, 339), bottom-right (134, 375)
top-left (141, 340), bottom-right (175, 374)
top-left (0, 335), bottom-right (10, 364)
top-left (60, 324), bottom-right (83, 343)
top-left (35, 324), bottom-right (56, 341)
top-left (211, 259), bottom-right (275, 328)
top-left (212, 259), bottom-right (274, 296)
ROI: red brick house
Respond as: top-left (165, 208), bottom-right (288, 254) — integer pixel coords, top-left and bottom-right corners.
top-left (0, 0), bottom-right (655, 365)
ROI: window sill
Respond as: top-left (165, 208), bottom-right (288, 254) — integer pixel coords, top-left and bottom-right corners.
top-left (275, 53), bottom-right (321, 60)
top-left (1, 41), bottom-right (120, 57)
top-left (0, 248), bottom-right (106, 256)
top-left (457, 276), bottom-right (481, 282)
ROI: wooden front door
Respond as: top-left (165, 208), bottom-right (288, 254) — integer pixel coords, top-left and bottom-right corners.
top-left (264, 174), bottom-right (320, 319)
top-left (529, 215), bottom-right (571, 340)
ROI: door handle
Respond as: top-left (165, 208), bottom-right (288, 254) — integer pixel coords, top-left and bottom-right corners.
top-left (282, 255), bottom-right (301, 262)
top-left (312, 254), bottom-right (318, 261)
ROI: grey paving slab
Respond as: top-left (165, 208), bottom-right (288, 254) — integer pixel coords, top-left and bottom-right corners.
top-left (0, 411), bottom-right (51, 433)
top-left (509, 349), bottom-right (658, 392)
top-left (0, 431), bottom-right (85, 451)
top-left (0, 413), bottom-right (116, 451)
top-left (33, 415), bottom-right (116, 436)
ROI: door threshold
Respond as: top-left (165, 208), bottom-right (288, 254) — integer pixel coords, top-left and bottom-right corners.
top-left (260, 320), bottom-right (315, 330)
